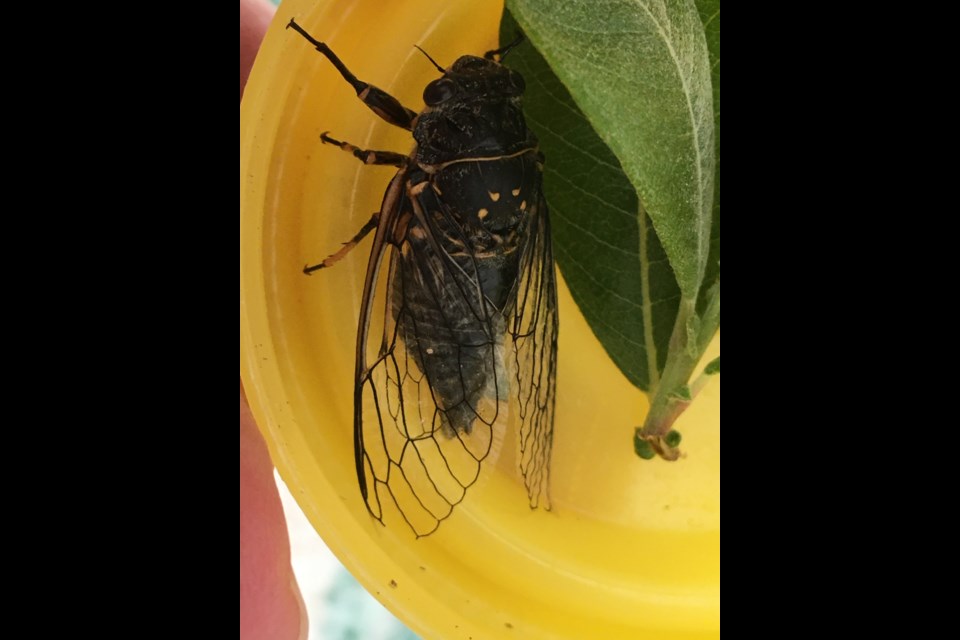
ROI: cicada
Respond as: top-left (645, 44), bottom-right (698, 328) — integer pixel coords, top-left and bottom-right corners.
top-left (289, 19), bottom-right (557, 537)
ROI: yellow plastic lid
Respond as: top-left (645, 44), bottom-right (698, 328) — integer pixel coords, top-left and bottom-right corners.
top-left (240, 1), bottom-right (720, 637)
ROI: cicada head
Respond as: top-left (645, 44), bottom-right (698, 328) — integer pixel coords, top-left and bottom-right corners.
top-left (421, 56), bottom-right (527, 107)
top-left (414, 56), bottom-right (535, 164)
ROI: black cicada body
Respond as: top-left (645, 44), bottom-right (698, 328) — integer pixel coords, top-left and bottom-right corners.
top-left (289, 19), bottom-right (557, 537)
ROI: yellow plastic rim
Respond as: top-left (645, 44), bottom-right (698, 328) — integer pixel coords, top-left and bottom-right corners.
top-left (240, 1), bottom-right (720, 638)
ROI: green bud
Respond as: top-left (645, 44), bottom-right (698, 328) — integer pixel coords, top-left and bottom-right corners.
top-left (665, 430), bottom-right (682, 447)
top-left (633, 430), bottom-right (656, 459)
top-left (704, 357), bottom-right (720, 375)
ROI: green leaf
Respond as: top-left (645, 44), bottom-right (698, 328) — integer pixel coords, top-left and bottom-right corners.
top-left (499, 11), bottom-right (681, 391)
top-left (694, 0), bottom-right (720, 315)
top-left (505, 0), bottom-right (715, 299)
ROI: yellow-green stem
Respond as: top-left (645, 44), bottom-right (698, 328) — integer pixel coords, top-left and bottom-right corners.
top-left (639, 282), bottom-right (719, 460)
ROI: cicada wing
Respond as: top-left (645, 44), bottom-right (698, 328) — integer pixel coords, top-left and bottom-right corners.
top-left (509, 193), bottom-right (558, 509)
top-left (355, 174), bottom-right (503, 537)
top-left (353, 171), bottom-right (407, 515)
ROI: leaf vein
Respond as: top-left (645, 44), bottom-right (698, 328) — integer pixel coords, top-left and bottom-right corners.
top-left (556, 248), bottom-right (649, 352)
top-left (524, 63), bottom-right (605, 132)
top-left (632, 0), bottom-right (708, 283)
top-left (549, 206), bottom-right (636, 257)
top-left (552, 224), bottom-right (643, 312)
top-left (638, 206), bottom-right (659, 387)
top-left (525, 112), bottom-right (623, 175)
top-left (702, 9), bottom-right (719, 29)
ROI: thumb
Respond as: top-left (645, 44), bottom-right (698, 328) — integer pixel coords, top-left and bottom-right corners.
top-left (240, 386), bottom-right (307, 640)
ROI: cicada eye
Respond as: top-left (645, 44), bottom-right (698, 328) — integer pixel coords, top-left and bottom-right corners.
top-left (423, 78), bottom-right (456, 106)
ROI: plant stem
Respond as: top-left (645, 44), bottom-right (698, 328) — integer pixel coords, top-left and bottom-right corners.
top-left (639, 282), bottom-right (719, 460)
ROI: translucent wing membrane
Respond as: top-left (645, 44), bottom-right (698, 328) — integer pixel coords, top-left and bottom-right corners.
top-left (354, 162), bottom-right (557, 537)
top-left (356, 176), bottom-right (499, 537)
top-left (509, 194), bottom-right (557, 508)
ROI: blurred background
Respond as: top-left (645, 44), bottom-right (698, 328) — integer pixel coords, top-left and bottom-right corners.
top-left (276, 472), bottom-right (419, 640)
top-left (252, 0), bottom-right (418, 632)
top-left (256, 0), bottom-right (411, 635)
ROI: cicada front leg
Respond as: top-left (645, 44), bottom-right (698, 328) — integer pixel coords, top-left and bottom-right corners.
top-left (287, 19), bottom-right (418, 130)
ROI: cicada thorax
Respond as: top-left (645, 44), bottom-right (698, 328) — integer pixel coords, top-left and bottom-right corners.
top-left (395, 150), bottom-right (542, 439)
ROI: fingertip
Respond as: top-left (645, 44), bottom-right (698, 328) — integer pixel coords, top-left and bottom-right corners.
top-left (240, 387), bottom-right (309, 640)
top-left (240, 0), bottom-right (277, 99)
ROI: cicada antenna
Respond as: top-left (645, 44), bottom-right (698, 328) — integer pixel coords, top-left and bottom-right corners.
top-left (414, 45), bottom-right (446, 74)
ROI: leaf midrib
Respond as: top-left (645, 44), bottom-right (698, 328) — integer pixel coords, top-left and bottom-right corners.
top-left (631, 0), bottom-right (707, 292)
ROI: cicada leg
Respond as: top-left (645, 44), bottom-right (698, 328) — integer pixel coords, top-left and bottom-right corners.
top-left (320, 132), bottom-right (408, 168)
top-left (303, 212), bottom-right (380, 274)
top-left (287, 19), bottom-right (419, 130)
